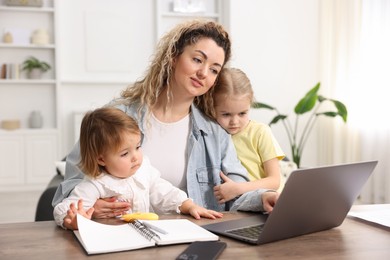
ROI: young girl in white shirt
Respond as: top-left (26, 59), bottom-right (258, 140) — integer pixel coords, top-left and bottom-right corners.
top-left (53, 107), bottom-right (222, 230)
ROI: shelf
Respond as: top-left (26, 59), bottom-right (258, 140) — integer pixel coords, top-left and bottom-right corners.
top-left (161, 12), bottom-right (219, 18)
top-left (0, 128), bottom-right (58, 134)
top-left (61, 78), bottom-right (133, 85)
top-left (0, 6), bottom-right (54, 13)
top-left (0, 79), bottom-right (56, 84)
top-left (156, 0), bottom-right (223, 45)
top-left (0, 43), bottom-right (55, 49)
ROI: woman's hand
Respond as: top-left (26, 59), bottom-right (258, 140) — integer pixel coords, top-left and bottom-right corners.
top-left (261, 191), bottom-right (279, 213)
top-left (92, 197), bottom-right (131, 219)
top-left (179, 199), bottom-right (223, 220)
top-left (63, 199), bottom-right (94, 230)
top-left (213, 172), bottom-right (241, 204)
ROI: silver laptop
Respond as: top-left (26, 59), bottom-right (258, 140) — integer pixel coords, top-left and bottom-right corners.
top-left (202, 161), bottom-right (378, 245)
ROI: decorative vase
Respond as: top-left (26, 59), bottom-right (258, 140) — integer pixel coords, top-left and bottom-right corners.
top-left (3, 32), bottom-right (13, 43)
top-left (28, 68), bottom-right (42, 79)
top-left (29, 110), bottom-right (43, 128)
top-left (31, 29), bottom-right (49, 45)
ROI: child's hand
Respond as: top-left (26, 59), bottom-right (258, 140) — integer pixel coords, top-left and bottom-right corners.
top-left (63, 199), bottom-right (94, 230)
top-left (179, 199), bottom-right (223, 220)
top-left (213, 172), bottom-right (241, 203)
top-left (261, 191), bottom-right (279, 213)
top-left (188, 205), bottom-right (223, 220)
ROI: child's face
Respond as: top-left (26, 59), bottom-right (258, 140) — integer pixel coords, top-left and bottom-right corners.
top-left (98, 132), bottom-right (143, 179)
top-left (214, 94), bottom-right (251, 135)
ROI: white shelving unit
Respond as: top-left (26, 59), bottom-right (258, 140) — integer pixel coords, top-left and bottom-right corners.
top-left (0, 0), bottom-right (57, 127)
top-left (155, 0), bottom-right (224, 41)
top-left (0, 0), bottom-right (59, 191)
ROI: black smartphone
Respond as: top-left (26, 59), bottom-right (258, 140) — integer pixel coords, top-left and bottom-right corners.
top-left (176, 241), bottom-right (227, 260)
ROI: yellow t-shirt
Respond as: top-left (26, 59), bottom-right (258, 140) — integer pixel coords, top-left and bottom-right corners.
top-left (232, 120), bottom-right (285, 182)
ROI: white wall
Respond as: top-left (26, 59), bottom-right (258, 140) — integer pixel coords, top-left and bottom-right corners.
top-left (227, 0), bottom-right (320, 166)
top-left (57, 0), bottom-right (154, 82)
top-left (57, 0), bottom-right (155, 155)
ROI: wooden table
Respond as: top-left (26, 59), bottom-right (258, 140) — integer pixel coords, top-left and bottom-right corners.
top-left (1, 204), bottom-right (389, 260)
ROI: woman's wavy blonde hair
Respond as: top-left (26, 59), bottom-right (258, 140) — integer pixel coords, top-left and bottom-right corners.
top-left (120, 19), bottom-right (231, 118)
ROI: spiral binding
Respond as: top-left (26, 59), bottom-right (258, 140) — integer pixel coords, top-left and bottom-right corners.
top-left (129, 220), bottom-right (160, 241)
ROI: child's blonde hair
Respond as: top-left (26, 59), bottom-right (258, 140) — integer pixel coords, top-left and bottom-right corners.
top-left (78, 107), bottom-right (141, 178)
top-left (210, 67), bottom-right (254, 118)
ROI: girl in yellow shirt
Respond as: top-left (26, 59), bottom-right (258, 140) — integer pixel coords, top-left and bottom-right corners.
top-left (211, 68), bottom-right (285, 204)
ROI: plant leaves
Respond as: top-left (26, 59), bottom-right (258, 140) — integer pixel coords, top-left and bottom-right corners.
top-left (252, 102), bottom-right (274, 110)
top-left (332, 100), bottom-right (348, 122)
top-left (318, 95), bottom-right (326, 102)
top-left (294, 82), bottom-right (320, 115)
top-left (318, 111), bottom-right (338, 117)
top-left (269, 115), bottom-right (287, 125)
top-left (22, 56), bottom-right (51, 72)
top-left (249, 81), bottom-right (347, 168)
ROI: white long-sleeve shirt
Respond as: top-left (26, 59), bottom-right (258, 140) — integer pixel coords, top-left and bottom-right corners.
top-left (53, 157), bottom-right (188, 228)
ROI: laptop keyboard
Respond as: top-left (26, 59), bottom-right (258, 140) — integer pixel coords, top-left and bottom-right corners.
top-left (226, 224), bottom-right (265, 240)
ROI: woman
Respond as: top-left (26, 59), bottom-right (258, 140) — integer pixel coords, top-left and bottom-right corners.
top-left (53, 20), bottom-right (275, 218)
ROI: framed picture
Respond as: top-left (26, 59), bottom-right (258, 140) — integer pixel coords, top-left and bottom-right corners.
top-left (173, 0), bottom-right (205, 13)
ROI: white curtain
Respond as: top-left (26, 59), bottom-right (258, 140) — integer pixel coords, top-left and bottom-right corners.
top-left (319, 0), bottom-right (390, 203)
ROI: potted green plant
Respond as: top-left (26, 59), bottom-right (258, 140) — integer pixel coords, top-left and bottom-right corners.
top-left (252, 82), bottom-right (348, 168)
top-left (22, 56), bottom-right (51, 79)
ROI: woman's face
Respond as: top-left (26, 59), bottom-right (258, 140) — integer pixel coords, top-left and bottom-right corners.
top-left (171, 38), bottom-right (225, 100)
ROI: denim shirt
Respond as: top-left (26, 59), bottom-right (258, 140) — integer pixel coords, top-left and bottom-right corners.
top-left (52, 101), bottom-right (265, 212)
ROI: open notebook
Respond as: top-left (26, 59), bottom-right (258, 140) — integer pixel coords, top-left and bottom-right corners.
top-left (74, 214), bottom-right (219, 255)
